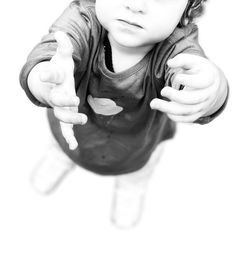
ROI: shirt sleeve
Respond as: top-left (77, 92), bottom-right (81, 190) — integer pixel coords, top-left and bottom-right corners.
top-left (19, 0), bottom-right (92, 107)
top-left (164, 24), bottom-right (228, 124)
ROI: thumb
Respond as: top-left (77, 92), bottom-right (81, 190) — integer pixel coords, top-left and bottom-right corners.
top-left (54, 31), bottom-right (73, 59)
top-left (167, 53), bottom-right (200, 70)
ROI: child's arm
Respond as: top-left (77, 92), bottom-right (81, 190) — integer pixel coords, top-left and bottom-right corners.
top-left (20, 1), bottom-right (91, 107)
top-left (20, 2), bottom-right (93, 149)
top-left (28, 31), bottom-right (87, 149)
top-left (150, 53), bottom-right (228, 123)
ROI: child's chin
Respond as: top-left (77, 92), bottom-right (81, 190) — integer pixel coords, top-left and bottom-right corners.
top-left (113, 35), bottom-right (147, 48)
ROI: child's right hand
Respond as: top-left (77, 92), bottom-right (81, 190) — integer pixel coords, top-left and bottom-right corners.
top-left (28, 31), bottom-right (87, 150)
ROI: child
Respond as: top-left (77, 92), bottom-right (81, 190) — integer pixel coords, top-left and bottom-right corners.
top-left (20, 0), bottom-right (228, 228)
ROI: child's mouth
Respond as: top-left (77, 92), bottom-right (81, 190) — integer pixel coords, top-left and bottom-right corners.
top-left (117, 19), bottom-right (143, 29)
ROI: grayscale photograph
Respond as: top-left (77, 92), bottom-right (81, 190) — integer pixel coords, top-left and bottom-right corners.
top-left (0, 0), bottom-right (249, 255)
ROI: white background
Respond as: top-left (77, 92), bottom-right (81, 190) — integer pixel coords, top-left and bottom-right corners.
top-left (0, 1), bottom-right (249, 255)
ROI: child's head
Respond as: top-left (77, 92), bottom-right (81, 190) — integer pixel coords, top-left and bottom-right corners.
top-left (95, 0), bottom-right (207, 51)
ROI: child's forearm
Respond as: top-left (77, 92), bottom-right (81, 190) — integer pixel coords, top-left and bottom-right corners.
top-left (27, 61), bottom-right (52, 106)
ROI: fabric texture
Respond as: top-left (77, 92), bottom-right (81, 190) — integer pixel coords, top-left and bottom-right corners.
top-left (19, 0), bottom-right (228, 175)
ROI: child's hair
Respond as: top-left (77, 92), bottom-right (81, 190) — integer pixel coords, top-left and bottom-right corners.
top-left (179, 0), bottom-right (207, 27)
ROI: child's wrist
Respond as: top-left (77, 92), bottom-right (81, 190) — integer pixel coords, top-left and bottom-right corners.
top-left (27, 62), bottom-right (52, 106)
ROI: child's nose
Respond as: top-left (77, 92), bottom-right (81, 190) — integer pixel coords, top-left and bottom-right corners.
top-left (123, 0), bottom-right (146, 13)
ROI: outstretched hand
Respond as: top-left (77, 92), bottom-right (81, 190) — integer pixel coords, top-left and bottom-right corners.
top-left (40, 31), bottom-right (87, 150)
top-left (150, 53), bottom-right (227, 123)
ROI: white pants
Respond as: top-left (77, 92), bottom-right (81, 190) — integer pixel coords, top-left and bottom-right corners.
top-left (33, 132), bottom-right (165, 226)
top-left (110, 142), bottom-right (165, 228)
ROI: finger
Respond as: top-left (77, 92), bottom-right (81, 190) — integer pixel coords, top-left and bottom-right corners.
top-left (54, 107), bottom-right (87, 125)
top-left (39, 64), bottom-right (65, 84)
top-left (167, 112), bottom-right (203, 123)
top-left (150, 98), bottom-right (204, 116)
top-left (60, 122), bottom-right (78, 150)
top-left (167, 53), bottom-right (205, 70)
top-left (54, 31), bottom-right (73, 59)
top-left (49, 89), bottom-right (79, 107)
top-left (161, 86), bottom-right (210, 105)
top-left (173, 73), bottom-right (213, 89)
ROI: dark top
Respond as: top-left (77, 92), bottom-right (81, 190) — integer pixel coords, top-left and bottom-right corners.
top-left (19, 0), bottom-right (228, 175)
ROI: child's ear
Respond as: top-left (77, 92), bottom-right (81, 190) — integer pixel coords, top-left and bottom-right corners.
top-left (179, 0), bottom-right (207, 27)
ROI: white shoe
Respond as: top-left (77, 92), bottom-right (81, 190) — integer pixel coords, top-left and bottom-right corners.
top-left (110, 181), bottom-right (147, 229)
top-left (30, 142), bottom-right (75, 195)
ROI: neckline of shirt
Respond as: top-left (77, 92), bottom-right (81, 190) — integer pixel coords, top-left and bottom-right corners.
top-left (99, 36), bottom-right (151, 80)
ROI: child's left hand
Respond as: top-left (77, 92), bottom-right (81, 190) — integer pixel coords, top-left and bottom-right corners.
top-left (150, 53), bottom-right (228, 123)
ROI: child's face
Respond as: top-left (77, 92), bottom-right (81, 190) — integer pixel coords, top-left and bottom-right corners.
top-left (95, 0), bottom-right (188, 50)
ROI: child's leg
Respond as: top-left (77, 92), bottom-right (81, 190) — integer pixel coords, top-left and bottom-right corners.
top-left (30, 132), bottom-right (76, 195)
top-left (110, 143), bottom-right (165, 229)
